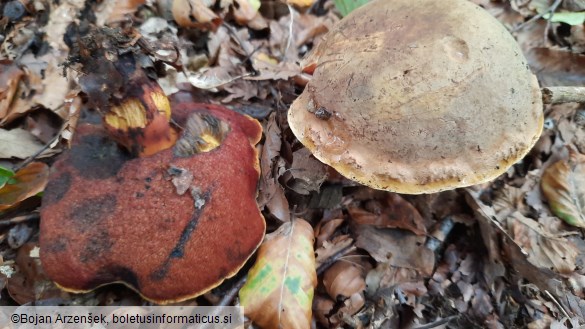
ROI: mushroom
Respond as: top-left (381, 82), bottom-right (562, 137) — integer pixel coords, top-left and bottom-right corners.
top-left (40, 102), bottom-right (265, 304)
top-left (288, 0), bottom-right (544, 194)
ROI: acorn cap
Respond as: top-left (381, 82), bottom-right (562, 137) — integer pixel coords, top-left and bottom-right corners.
top-left (40, 103), bottom-right (265, 304)
top-left (288, 0), bottom-right (543, 194)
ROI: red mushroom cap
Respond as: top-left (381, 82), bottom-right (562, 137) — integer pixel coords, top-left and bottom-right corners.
top-left (40, 103), bottom-right (265, 303)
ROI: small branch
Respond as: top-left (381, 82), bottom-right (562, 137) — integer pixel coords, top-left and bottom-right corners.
top-left (542, 87), bottom-right (585, 104)
top-left (0, 213), bottom-right (40, 228)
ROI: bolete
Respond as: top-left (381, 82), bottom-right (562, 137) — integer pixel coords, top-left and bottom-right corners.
top-left (288, 0), bottom-right (544, 194)
top-left (40, 102), bottom-right (265, 303)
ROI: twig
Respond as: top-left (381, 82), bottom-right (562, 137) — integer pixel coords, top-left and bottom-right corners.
top-left (412, 316), bottom-right (459, 329)
top-left (544, 290), bottom-right (571, 320)
top-left (0, 213), bottom-right (40, 228)
top-left (543, 0), bottom-right (563, 46)
top-left (512, 0), bottom-right (562, 35)
top-left (542, 87), bottom-right (585, 104)
top-left (221, 22), bottom-right (259, 76)
top-left (13, 126), bottom-right (63, 172)
top-left (316, 245), bottom-right (356, 275)
top-left (282, 4), bottom-right (295, 61)
top-left (216, 275), bottom-right (247, 307)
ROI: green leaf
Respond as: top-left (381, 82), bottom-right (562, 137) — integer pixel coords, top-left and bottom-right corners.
top-left (333, 0), bottom-right (370, 16)
top-left (0, 166), bottom-right (16, 189)
top-left (544, 11), bottom-right (585, 25)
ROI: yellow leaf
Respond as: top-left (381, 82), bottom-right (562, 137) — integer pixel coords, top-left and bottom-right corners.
top-left (287, 0), bottom-right (316, 8)
top-left (239, 219), bottom-right (317, 329)
top-left (541, 150), bottom-right (585, 228)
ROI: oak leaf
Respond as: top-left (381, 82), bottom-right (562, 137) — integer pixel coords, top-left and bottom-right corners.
top-left (239, 219), bottom-right (317, 329)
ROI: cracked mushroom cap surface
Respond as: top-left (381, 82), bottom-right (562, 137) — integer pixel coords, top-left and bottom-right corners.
top-left (288, 0), bottom-right (543, 194)
top-left (40, 103), bottom-right (265, 304)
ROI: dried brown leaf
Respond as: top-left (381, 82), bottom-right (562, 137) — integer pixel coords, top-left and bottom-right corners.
top-left (171, 0), bottom-right (221, 29)
top-left (354, 225), bottom-right (434, 276)
top-left (507, 212), bottom-right (579, 274)
top-left (465, 190), bottom-right (563, 294)
top-left (95, 0), bottom-right (146, 25)
top-left (349, 193), bottom-right (426, 235)
top-left (43, 0), bottom-right (86, 51)
top-left (315, 235), bottom-right (353, 268)
top-left (323, 261), bottom-right (365, 299)
top-left (287, 148), bottom-right (327, 195)
top-left (7, 243), bottom-right (68, 304)
top-left (541, 150), bottom-right (585, 228)
top-left (3, 53), bottom-right (71, 125)
top-left (0, 162), bottom-right (49, 212)
top-left (315, 218), bottom-right (344, 247)
top-left (0, 61), bottom-right (24, 121)
top-left (0, 128), bottom-right (47, 159)
top-left (366, 263), bottom-right (427, 300)
top-left (258, 113), bottom-right (290, 221)
top-left (239, 219), bottom-right (317, 329)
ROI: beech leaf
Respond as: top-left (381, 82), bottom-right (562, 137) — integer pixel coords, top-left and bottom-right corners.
top-left (239, 219), bottom-right (317, 329)
top-left (0, 162), bottom-right (49, 212)
top-left (541, 151), bottom-right (585, 228)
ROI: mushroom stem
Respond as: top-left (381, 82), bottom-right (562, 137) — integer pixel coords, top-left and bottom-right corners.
top-left (542, 87), bottom-right (585, 104)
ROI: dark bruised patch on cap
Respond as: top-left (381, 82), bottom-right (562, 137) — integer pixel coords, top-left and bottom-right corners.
top-left (42, 236), bottom-right (68, 254)
top-left (88, 266), bottom-right (140, 291)
top-left (69, 194), bottom-right (116, 229)
top-left (70, 134), bottom-right (131, 180)
top-left (42, 172), bottom-right (71, 206)
top-left (80, 230), bottom-right (114, 263)
top-left (150, 188), bottom-right (212, 281)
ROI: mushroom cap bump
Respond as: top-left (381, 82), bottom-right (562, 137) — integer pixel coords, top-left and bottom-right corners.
top-left (288, 0), bottom-right (544, 194)
top-left (40, 103), bottom-right (265, 304)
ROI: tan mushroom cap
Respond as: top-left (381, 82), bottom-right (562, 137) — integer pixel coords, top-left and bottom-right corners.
top-left (288, 0), bottom-right (543, 194)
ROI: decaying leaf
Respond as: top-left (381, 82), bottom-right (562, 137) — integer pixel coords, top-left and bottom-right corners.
top-left (508, 212), bottom-right (579, 275)
top-left (287, 148), bottom-right (327, 195)
top-left (258, 113), bottom-right (290, 222)
top-left (7, 243), bottom-right (68, 304)
top-left (354, 225), bottom-right (434, 277)
top-left (0, 61), bottom-right (24, 121)
top-left (323, 261), bottom-right (365, 300)
top-left (239, 219), bottom-right (317, 329)
top-left (0, 162), bottom-right (49, 212)
top-left (95, 0), bottom-right (146, 26)
top-left (0, 128), bottom-right (49, 159)
top-left (541, 150), bottom-right (585, 228)
top-left (171, 0), bottom-right (221, 29)
top-left (465, 190), bottom-right (564, 295)
top-left (348, 193), bottom-right (427, 236)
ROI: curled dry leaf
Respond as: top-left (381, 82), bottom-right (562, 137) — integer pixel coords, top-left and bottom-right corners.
top-left (239, 219), bottom-right (317, 329)
top-left (0, 61), bottom-right (24, 121)
top-left (0, 162), bottom-right (49, 212)
top-left (541, 150), bottom-right (585, 228)
top-left (95, 0), bottom-right (146, 26)
top-left (323, 261), bottom-right (365, 300)
top-left (322, 261), bottom-right (366, 316)
top-left (354, 225), bottom-right (434, 277)
top-left (258, 113), bottom-right (290, 222)
top-left (508, 212), bottom-right (579, 275)
top-left (349, 193), bottom-right (427, 236)
top-left (171, 0), bottom-right (221, 29)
